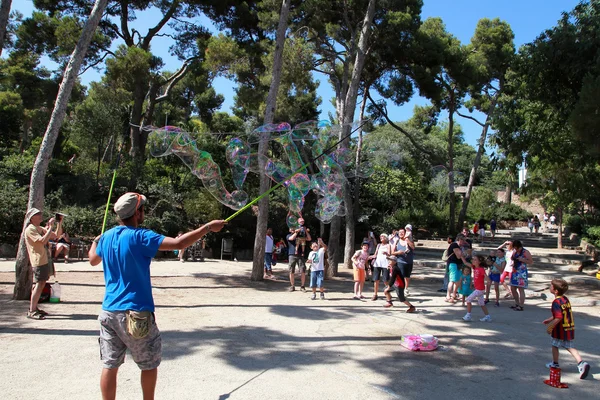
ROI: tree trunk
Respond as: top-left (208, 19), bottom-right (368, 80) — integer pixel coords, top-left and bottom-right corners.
top-left (0, 0), bottom-right (11, 56)
top-left (504, 183), bottom-right (512, 204)
top-left (327, 216), bottom-right (341, 277)
top-left (447, 102), bottom-right (456, 234)
top-left (457, 104), bottom-right (495, 229)
top-left (13, 0), bottom-right (109, 300)
top-left (340, 0), bottom-right (376, 269)
top-left (251, 0), bottom-right (290, 281)
top-left (343, 89), bottom-right (369, 269)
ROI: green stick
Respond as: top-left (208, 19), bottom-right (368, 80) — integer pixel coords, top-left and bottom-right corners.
top-left (225, 163), bottom-right (309, 222)
top-left (101, 169), bottom-right (118, 234)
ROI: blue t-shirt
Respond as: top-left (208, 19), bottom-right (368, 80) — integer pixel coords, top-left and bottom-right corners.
top-left (96, 225), bottom-right (165, 312)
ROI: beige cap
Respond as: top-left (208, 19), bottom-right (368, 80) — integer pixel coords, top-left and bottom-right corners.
top-left (405, 224), bottom-right (413, 231)
top-left (114, 192), bottom-right (146, 219)
top-left (25, 208), bottom-right (42, 225)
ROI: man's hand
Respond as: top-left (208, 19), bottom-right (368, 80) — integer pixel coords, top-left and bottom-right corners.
top-left (208, 220), bottom-right (227, 232)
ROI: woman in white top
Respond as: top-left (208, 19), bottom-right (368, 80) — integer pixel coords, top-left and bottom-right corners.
top-left (369, 234), bottom-right (393, 301)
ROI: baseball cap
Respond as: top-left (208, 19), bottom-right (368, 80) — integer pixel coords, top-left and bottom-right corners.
top-left (114, 192), bottom-right (146, 219)
top-left (25, 208), bottom-right (42, 225)
top-left (405, 224), bottom-right (413, 231)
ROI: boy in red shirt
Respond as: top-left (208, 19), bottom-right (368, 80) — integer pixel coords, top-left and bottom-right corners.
top-left (543, 279), bottom-right (590, 379)
top-left (461, 255), bottom-right (492, 322)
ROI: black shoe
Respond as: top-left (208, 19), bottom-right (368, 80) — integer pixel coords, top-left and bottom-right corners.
top-left (300, 286), bottom-right (307, 292)
top-left (288, 286), bottom-right (295, 292)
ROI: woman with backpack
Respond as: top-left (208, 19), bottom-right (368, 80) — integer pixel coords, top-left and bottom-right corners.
top-left (438, 236), bottom-right (454, 292)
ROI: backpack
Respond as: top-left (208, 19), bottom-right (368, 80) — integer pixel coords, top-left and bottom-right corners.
top-left (441, 247), bottom-right (451, 262)
top-left (37, 282), bottom-right (52, 303)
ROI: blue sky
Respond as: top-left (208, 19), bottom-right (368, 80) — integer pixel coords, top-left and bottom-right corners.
top-left (13, 0), bottom-right (580, 147)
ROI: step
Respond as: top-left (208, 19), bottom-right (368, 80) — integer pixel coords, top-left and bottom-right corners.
top-left (413, 247), bottom-right (589, 265)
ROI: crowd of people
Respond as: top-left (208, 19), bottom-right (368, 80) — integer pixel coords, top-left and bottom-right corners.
top-left (20, 195), bottom-right (590, 398)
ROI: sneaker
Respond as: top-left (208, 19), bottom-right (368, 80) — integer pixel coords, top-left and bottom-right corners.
top-left (578, 362), bottom-right (590, 379)
top-left (462, 314), bottom-right (472, 321)
top-left (311, 294), bottom-right (316, 300)
top-left (300, 286), bottom-right (307, 293)
top-left (288, 286), bottom-right (295, 292)
top-left (546, 362), bottom-right (560, 369)
top-left (480, 315), bottom-right (492, 322)
top-left (495, 301), bottom-right (500, 307)
top-left (320, 293), bottom-right (325, 300)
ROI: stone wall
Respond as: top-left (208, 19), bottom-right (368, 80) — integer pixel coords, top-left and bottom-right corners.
top-left (497, 191), bottom-right (545, 217)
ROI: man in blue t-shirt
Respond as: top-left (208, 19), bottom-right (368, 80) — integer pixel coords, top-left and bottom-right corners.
top-left (89, 192), bottom-right (225, 400)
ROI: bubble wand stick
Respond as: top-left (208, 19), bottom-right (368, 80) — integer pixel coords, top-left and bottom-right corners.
top-left (101, 145), bottom-right (123, 234)
top-left (225, 121), bottom-right (367, 222)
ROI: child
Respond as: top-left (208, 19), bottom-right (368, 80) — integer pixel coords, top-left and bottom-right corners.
top-left (486, 249), bottom-right (505, 306)
top-left (383, 257), bottom-right (416, 312)
top-left (351, 242), bottom-right (369, 299)
top-left (543, 279), bottom-right (590, 379)
top-left (461, 255), bottom-right (492, 322)
top-left (498, 240), bottom-right (514, 299)
top-left (458, 266), bottom-right (473, 306)
top-left (307, 238), bottom-right (327, 300)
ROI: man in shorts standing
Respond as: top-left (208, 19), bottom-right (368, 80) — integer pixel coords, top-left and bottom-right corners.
top-left (23, 208), bottom-right (60, 320)
top-left (287, 223), bottom-right (311, 292)
top-left (88, 192), bottom-right (225, 400)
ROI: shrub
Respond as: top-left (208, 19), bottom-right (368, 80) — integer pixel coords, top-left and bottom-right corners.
top-left (583, 225), bottom-right (600, 248)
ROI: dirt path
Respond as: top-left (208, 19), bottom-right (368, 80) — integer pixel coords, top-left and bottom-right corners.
top-left (1, 259), bottom-right (598, 399)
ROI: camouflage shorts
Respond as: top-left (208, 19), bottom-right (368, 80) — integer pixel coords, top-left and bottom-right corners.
top-left (98, 310), bottom-right (162, 370)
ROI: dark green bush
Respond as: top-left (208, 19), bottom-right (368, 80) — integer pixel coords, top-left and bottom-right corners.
top-left (583, 225), bottom-right (600, 248)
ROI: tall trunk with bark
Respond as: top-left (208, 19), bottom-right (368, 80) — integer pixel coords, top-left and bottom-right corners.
top-left (340, 0), bottom-right (376, 270)
top-left (13, 0), bottom-right (109, 299)
top-left (343, 88), bottom-right (369, 270)
top-left (0, 0), bottom-right (11, 56)
top-left (457, 98), bottom-right (497, 229)
top-left (251, 0), bottom-right (290, 281)
top-left (447, 98), bottom-right (456, 234)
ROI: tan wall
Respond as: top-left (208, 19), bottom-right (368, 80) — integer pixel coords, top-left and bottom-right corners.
top-left (497, 191), bottom-right (544, 217)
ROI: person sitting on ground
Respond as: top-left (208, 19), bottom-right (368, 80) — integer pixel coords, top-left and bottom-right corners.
top-left (54, 231), bottom-right (71, 263)
top-left (24, 208), bottom-right (60, 320)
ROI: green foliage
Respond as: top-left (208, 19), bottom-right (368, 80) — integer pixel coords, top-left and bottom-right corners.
top-left (488, 203), bottom-right (529, 222)
top-left (583, 226), bottom-right (600, 248)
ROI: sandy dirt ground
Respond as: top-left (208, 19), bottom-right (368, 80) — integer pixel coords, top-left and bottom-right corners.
top-left (0, 258), bottom-right (599, 400)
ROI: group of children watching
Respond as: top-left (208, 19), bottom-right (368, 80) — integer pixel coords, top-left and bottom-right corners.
top-left (288, 228), bottom-right (591, 381)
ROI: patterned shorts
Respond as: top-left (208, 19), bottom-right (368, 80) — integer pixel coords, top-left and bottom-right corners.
top-left (466, 289), bottom-right (486, 306)
top-left (98, 310), bottom-right (162, 370)
top-left (551, 338), bottom-right (574, 349)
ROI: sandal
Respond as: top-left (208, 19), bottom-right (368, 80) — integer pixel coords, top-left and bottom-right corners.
top-left (372, 295), bottom-right (378, 301)
top-left (27, 310), bottom-right (45, 320)
top-left (36, 308), bottom-right (49, 316)
top-left (406, 306), bottom-right (416, 313)
top-left (513, 305), bottom-right (524, 311)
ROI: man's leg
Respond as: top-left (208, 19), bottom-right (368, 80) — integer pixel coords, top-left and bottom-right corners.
top-left (101, 368), bottom-right (119, 400)
top-left (141, 368), bottom-right (158, 400)
top-left (30, 279), bottom-right (46, 312)
top-left (300, 259), bottom-right (306, 288)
